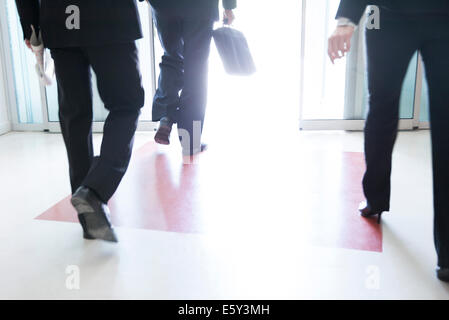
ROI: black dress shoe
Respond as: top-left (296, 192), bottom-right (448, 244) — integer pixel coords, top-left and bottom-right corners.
top-left (182, 143), bottom-right (208, 156)
top-left (359, 201), bottom-right (384, 224)
top-left (154, 117), bottom-right (173, 145)
top-left (71, 186), bottom-right (118, 242)
top-left (437, 267), bottom-right (449, 282)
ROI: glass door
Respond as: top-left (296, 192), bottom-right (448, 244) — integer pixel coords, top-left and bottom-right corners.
top-left (299, 0), bottom-right (422, 130)
top-left (1, 0), bottom-right (431, 133)
top-left (1, 0), bottom-right (47, 131)
top-left (1, 0), bottom-right (158, 133)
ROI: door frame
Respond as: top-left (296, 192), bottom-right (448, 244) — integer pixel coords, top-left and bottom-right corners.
top-left (0, 1), bottom-right (20, 133)
top-left (0, 7), bottom-right (12, 135)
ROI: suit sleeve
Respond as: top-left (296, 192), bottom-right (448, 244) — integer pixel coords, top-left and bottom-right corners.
top-left (15, 0), bottom-right (40, 40)
top-left (335, 0), bottom-right (368, 25)
top-left (223, 0), bottom-right (237, 10)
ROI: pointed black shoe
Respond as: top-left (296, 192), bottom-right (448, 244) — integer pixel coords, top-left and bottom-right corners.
top-left (437, 267), bottom-right (449, 282)
top-left (359, 201), bottom-right (384, 224)
top-left (71, 186), bottom-right (118, 242)
top-left (154, 117), bottom-right (173, 145)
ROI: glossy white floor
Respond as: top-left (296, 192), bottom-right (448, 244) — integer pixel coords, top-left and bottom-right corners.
top-left (0, 129), bottom-right (448, 300)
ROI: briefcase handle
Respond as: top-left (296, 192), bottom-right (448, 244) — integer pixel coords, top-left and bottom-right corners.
top-left (222, 18), bottom-right (232, 27)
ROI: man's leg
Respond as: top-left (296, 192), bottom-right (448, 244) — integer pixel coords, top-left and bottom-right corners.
top-left (363, 19), bottom-right (418, 213)
top-left (420, 21), bottom-right (449, 270)
top-left (152, 10), bottom-right (184, 122)
top-left (50, 48), bottom-right (94, 194)
top-left (178, 18), bottom-right (214, 155)
top-left (82, 42), bottom-right (145, 203)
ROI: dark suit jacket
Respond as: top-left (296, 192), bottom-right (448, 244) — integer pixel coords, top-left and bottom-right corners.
top-left (148, 0), bottom-right (237, 21)
top-left (336, 0), bottom-right (449, 24)
top-left (15, 0), bottom-right (144, 48)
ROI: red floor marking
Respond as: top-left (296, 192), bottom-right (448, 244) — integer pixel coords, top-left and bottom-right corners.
top-left (327, 152), bottom-right (382, 252)
top-left (36, 142), bottom-right (382, 252)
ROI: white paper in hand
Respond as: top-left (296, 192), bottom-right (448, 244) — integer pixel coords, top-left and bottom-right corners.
top-left (30, 25), bottom-right (54, 86)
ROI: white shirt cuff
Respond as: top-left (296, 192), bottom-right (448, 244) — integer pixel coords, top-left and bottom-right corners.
top-left (337, 17), bottom-right (356, 27)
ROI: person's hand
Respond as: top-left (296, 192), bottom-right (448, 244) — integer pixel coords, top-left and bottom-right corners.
top-left (24, 39), bottom-right (32, 51)
top-left (328, 25), bottom-right (355, 64)
top-left (223, 9), bottom-right (235, 25)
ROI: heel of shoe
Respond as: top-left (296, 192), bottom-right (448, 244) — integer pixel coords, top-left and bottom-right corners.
top-left (83, 232), bottom-right (95, 240)
top-left (78, 213), bottom-right (118, 242)
top-left (78, 213), bottom-right (95, 240)
top-left (154, 126), bottom-right (172, 145)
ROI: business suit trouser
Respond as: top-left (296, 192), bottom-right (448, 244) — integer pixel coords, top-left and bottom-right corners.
top-left (152, 10), bottom-right (214, 154)
top-left (51, 42), bottom-right (145, 203)
top-left (364, 11), bottom-right (449, 266)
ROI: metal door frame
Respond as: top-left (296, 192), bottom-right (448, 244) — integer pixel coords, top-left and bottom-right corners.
top-left (0, 3), bottom-right (12, 135)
